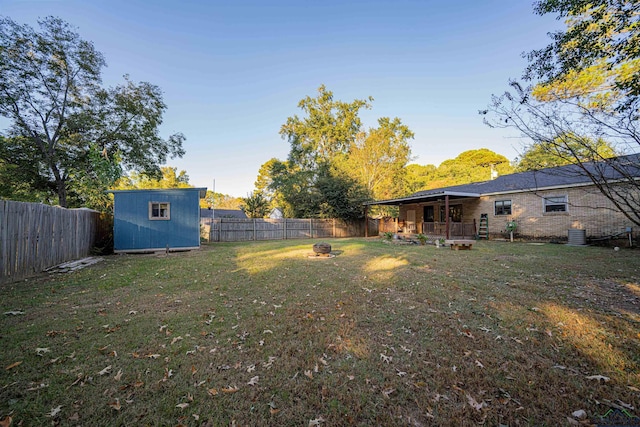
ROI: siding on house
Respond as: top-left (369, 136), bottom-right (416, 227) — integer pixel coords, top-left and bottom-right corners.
top-left (111, 188), bottom-right (206, 252)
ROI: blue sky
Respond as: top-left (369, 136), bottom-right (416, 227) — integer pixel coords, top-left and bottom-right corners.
top-left (0, 0), bottom-right (561, 196)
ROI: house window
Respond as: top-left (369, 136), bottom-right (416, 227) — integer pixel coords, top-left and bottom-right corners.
top-left (494, 200), bottom-right (512, 216)
top-left (543, 196), bottom-right (568, 213)
top-left (149, 202), bottom-right (170, 220)
top-left (439, 204), bottom-right (462, 222)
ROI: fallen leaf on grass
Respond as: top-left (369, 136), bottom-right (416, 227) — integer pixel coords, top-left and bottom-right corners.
top-left (46, 405), bottom-right (63, 418)
top-left (586, 375), bottom-right (610, 382)
top-left (475, 360), bottom-right (484, 369)
top-left (269, 402), bottom-right (280, 415)
top-left (98, 365), bottom-right (112, 376)
top-left (108, 399), bottom-right (121, 411)
top-left (466, 394), bottom-right (487, 411)
top-left (207, 388), bottom-right (218, 396)
top-left (26, 382), bottom-right (48, 391)
top-left (380, 353), bottom-right (392, 364)
top-left (247, 376), bottom-right (259, 386)
top-left (309, 417), bottom-right (325, 426)
top-left (4, 310), bottom-right (25, 315)
top-left (461, 330), bottom-right (475, 339)
top-left (113, 369), bottom-right (123, 381)
top-left (382, 388), bottom-right (396, 398)
top-left (571, 409), bottom-right (587, 419)
top-left (171, 336), bottom-right (183, 345)
top-left (304, 370), bottom-right (313, 379)
top-left (263, 356), bottom-right (276, 369)
top-left (45, 357), bottom-right (61, 366)
top-left (176, 403), bottom-right (189, 409)
top-left (5, 361), bottom-right (22, 370)
top-left (222, 385), bottom-right (239, 393)
top-left (0, 416), bottom-right (11, 427)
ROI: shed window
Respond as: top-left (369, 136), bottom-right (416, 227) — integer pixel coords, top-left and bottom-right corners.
top-left (494, 200), bottom-right (512, 216)
top-left (149, 202), bottom-right (170, 220)
top-left (543, 196), bottom-right (568, 213)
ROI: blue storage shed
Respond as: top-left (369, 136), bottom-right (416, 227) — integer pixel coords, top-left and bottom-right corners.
top-left (109, 188), bottom-right (207, 253)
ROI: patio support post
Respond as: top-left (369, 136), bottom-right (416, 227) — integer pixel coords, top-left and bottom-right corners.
top-left (445, 195), bottom-right (450, 239)
top-left (364, 205), bottom-right (368, 237)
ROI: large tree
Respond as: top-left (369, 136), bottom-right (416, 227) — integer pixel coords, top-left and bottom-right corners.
top-left (482, 0), bottom-right (640, 226)
top-left (515, 134), bottom-right (617, 171)
top-left (281, 84), bottom-right (372, 171)
top-left (274, 86), bottom-right (377, 220)
top-left (0, 17), bottom-right (185, 208)
top-left (273, 85), bottom-right (414, 220)
top-left (335, 117), bottom-right (414, 201)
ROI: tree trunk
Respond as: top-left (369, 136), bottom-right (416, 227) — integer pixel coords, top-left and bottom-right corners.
top-left (50, 164), bottom-right (68, 207)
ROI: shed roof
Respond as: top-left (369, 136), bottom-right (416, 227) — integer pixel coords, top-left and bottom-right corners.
top-left (108, 187), bottom-right (207, 198)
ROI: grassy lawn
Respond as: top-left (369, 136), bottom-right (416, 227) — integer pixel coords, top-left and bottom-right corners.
top-left (1, 238), bottom-right (639, 426)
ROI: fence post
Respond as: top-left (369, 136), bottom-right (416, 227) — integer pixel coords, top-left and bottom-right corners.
top-left (309, 218), bottom-right (313, 238)
top-left (253, 218), bottom-right (256, 241)
top-left (283, 218), bottom-right (287, 240)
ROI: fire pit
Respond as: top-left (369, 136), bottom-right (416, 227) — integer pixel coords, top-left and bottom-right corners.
top-left (310, 242), bottom-right (334, 258)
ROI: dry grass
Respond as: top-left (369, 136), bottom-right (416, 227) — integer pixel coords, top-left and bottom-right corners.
top-left (1, 238), bottom-right (639, 426)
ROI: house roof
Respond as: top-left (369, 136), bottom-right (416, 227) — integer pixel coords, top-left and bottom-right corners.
top-left (367, 154), bottom-right (640, 206)
top-left (200, 208), bottom-right (247, 219)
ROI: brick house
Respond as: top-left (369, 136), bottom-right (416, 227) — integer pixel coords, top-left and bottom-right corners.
top-left (367, 155), bottom-right (639, 242)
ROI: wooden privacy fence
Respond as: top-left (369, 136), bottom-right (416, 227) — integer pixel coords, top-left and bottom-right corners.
top-left (202, 218), bottom-right (366, 242)
top-left (0, 200), bottom-right (109, 284)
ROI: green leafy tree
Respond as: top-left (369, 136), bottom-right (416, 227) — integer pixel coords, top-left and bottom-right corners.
top-left (280, 85), bottom-right (372, 170)
top-left (431, 149), bottom-right (513, 187)
top-left (0, 135), bottom-right (54, 203)
top-left (240, 191), bottom-right (271, 218)
top-left (0, 17), bottom-right (185, 209)
top-left (524, 0), bottom-right (639, 114)
top-left (515, 135), bottom-right (617, 171)
top-left (200, 191), bottom-right (243, 210)
top-left (335, 117), bottom-right (414, 201)
top-left (113, 166), bottom-right (191, 190)
top-left (404, 163), bottom-right (437, 194)
top-left (274, 86), bottom-right (419, 220)
top-left (315, 166), bottom-right (370, 221)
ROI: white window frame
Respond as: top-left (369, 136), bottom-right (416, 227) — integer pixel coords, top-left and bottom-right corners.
top-left (494, 200), bottom-right (512, 216)
top-left (149, 202), bottom-right (171, 220)
top-left (543, 195), bottom-right (568, 213)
